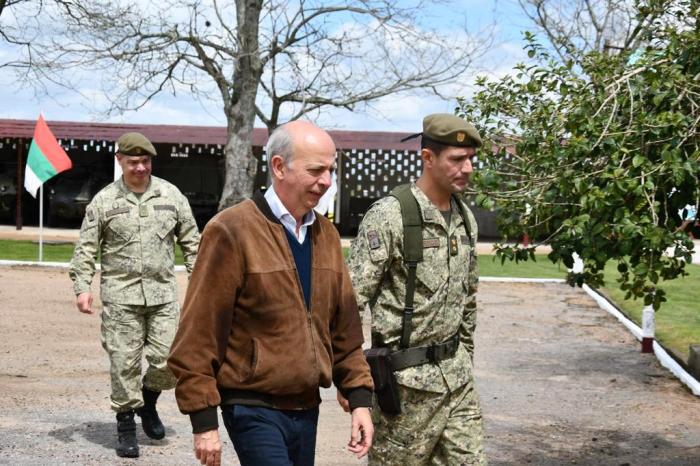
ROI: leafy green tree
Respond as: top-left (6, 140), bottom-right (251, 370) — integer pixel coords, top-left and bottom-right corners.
top-left (459, 0), bottom-right (699, 309)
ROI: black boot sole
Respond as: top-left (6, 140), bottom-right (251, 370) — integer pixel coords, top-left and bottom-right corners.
top-left (116, 448), bottom-right (139, 458)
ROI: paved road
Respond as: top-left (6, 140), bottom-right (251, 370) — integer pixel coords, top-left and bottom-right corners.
top-left (0, 267), bottom-right (698, 465)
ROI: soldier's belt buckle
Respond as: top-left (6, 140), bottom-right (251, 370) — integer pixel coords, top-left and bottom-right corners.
top-left (427, 343), bottom-right (445, 363)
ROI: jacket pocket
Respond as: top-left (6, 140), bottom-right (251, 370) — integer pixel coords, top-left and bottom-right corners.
top-left (105, 214), bottom-right (134, 242)
top-left (239, 337), bottom-right (259, 383)
top-left (156, 217), bottom-right (177, 241)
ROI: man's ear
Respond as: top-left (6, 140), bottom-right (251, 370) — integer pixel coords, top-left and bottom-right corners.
top-left (270, 155), bottom-right (286, 179)
top-left (421, 148), bottom-right (434, 169)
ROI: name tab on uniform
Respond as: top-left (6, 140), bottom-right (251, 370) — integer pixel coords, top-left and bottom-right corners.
top-left (106, 206), bottom-right (129, 218)
top-left (461, 235), bottom-right (470, 245)
top-left (154, 204), bottom-right (176, 213)
top-left (423, 238), bottom-right (440, 249)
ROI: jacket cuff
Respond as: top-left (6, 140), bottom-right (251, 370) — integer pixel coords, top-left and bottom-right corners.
top-left (346, 387), bottom-right (373, 410)
top-left (189, 407), bottom-right (219, 434)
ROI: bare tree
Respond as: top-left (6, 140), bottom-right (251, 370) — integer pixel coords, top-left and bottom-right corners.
top-left (517, 0), bottom-right (650, 60)
top-left (7, 0), bottom-right (491, 208)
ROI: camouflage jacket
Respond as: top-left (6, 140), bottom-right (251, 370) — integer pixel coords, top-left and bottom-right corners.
top-left (69, 176), bottom-right (199, 305)
top-left (347, 183), bottom-right (479, 393)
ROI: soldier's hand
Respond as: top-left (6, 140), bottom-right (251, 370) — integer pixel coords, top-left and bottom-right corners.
top-left (193, 429), bottom-right (221, 466)
top-left (348, 407), bottom-right (373, 458)
top-left (76, 292), bottom-right (94, 314)
top-left (336, 390), bottom-right (350, 413)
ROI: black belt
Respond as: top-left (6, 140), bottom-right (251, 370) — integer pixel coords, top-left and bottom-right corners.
top-left (390, 334), bottom-right (460, 371)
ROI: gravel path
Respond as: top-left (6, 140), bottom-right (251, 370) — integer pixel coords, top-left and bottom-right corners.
top-left (0, 266), bottom-right (698, 465)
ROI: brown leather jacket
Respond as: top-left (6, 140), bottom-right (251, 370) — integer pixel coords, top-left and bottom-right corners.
top-left (168, 191), bottom-right (373, 433)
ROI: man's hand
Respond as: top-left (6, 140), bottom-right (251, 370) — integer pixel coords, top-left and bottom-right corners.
top-left (194, 429), bottom-right (222, 466)
top-left (76, 292), bottom-right (93, 314)
top-left (347, 407), bottom-right (373, 459)
top-left (336, 390), bottom-right (350, 413)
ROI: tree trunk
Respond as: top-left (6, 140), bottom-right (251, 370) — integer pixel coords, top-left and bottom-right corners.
top-left (218, 0), bottom-right (264, 210)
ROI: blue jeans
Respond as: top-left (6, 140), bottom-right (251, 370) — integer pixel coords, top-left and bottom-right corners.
top-left (221, 404), bottom-right (320, 466)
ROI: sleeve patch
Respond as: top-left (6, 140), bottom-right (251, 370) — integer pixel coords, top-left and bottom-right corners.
top-left (367, 230), bottom-right (381, 250)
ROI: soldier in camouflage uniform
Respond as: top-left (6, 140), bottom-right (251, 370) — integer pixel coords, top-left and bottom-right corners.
top-left (345, 114), bottom-right (487, 465)
top-left (69, 132), bottom-right (199, 458)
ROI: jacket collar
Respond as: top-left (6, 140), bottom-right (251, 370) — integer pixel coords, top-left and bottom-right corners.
top-left (253, 189), bottom-right (321, 238)
top-left (409, 183), bottom-right (464, 232)
top-left (253, 189), bottom-right (283, 225)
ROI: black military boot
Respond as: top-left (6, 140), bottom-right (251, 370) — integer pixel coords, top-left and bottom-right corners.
top-left (135, 387), bottom-right (165, 440)
top-left (116, 410), bottom-right (139, 458)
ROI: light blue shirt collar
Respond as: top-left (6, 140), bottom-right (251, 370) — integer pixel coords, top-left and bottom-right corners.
top-left (264, 186), bottom-right (316, 243)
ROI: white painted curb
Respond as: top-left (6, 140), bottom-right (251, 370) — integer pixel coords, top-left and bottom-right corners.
top-left (481, 276), bottom-right (700, 397)
top-left (481, 276), bottom-right (565, 283)
top-left (581, 284), bottom-right (700, 397)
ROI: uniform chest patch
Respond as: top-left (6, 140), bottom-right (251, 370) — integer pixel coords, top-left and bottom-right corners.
top-left (461, 235), bottom-right (470, 245)
top-left (422, 238), bottom-right (440, 248)
top-left (106, 206), bottom-right (129, 218)
top-left (154, 204), bottom-right (176, 213)
top-left (367, 230), bottom-right (381, 250)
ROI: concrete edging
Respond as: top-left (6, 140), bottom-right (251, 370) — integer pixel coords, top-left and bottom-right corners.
top-left (480, 276), bottom-right (700, 397)
top-left (580, 283), bottom-right (700, 397)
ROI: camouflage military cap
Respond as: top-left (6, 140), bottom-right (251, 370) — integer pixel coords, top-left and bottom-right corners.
top-left (422, 113), bottom-right (482, 148)
top-left (116, 132), bottom-right (157, 157)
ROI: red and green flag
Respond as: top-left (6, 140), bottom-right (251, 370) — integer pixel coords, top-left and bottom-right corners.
top-left (24, 115), bottom-right (72, 198)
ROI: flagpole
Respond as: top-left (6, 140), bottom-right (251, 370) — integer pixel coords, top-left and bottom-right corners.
top-left (39, 184), bottom-right (44, 262)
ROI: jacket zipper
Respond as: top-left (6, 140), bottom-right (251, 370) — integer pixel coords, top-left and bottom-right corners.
top-left (287, 227), bottom-right (319, 378)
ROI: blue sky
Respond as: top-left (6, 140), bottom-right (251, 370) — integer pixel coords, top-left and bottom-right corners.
top-left (0, 0), bottom-right (534, 132)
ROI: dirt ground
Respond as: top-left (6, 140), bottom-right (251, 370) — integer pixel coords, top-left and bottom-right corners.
top-left (0, 266), bottom-right (699, 465)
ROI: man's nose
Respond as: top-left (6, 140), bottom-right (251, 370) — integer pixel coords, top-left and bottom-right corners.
top-left (462, 159), bottom-right (474, 174)
top-left (319, 170), bottom-right (331, 187)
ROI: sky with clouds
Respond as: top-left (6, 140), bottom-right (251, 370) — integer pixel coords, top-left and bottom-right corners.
top-left (0, 0), bottom-right (536, 132)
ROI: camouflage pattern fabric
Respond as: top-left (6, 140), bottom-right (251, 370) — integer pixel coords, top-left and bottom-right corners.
top-left (370, 375), bottom-right (486, 466)
top-left (347, 183), bottom-right (479, 392)
top-left (347, 183), bottom-right (485, 463)
top-left (101, 301), bottom-right (180, 412)
top-left (69, 176), bottom-right (199, 305)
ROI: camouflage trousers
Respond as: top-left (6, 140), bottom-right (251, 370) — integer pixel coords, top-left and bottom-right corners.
top-left (370, 378), bottom-right (486, 466)
top-left (100, 301), bottom-right (179, 412)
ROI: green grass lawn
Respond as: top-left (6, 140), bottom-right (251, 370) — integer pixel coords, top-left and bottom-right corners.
top-left (0, 239), bottom-right (185, 264)
top-left (477, 254), bottom-right (566, 278)
top-left (601, 262), bottom-right (700, 362)
top-left (3, 239), bottom-right (697, 362)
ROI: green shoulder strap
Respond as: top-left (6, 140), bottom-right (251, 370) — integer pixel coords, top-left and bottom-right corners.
top-left (390, 184), bottom-right (423, 349)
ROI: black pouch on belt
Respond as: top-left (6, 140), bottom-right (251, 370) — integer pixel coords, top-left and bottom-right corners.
top-left (363, 347), bottom-right (401, 415)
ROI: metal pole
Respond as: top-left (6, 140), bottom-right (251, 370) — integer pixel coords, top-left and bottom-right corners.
top-left (39, 184), bottom-right (44, 262)
top-left (15, 138), bottom-right (24, 230)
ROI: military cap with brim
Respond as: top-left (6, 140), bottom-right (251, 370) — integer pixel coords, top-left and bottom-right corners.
top-left (401, 113), bottom-right (482, 148)
top-left (116, 132), bottom-right (157, 157)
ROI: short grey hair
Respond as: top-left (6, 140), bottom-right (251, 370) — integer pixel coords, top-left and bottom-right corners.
top-left (266, 124), bottom-right (295, 173)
